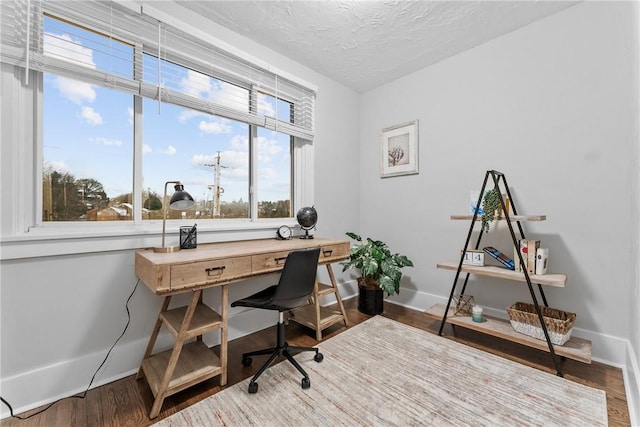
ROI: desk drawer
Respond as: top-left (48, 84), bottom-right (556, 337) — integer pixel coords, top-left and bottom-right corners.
top-left (319, 242), bottom-right (350, 263)
top-left (252, 250), bottom-right (290, 274)
top-left (170, 256), bottom-right (252, 290)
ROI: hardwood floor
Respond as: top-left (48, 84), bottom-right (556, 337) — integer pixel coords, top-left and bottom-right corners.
top-left (1, 298), bottom-right (631, 426)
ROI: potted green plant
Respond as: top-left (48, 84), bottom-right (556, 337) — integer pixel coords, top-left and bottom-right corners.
top-left (481, 187), bottom-right (502, 233)
top-left (342, 232), bottom-right (414, 314)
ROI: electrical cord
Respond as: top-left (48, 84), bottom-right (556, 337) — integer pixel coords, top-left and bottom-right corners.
top-left (0, 279), bottom-right (140, 420)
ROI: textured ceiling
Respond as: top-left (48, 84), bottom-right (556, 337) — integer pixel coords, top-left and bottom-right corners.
top-left (177, 1), bottom-right (577, 93)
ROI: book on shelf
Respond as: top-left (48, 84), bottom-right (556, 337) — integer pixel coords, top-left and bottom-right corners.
top-left (535, 248), bottom-right (549, 275)
top-left (483, 246), bottom-right (515, 270)
top-left (527, 240), bottom-right (540, 273)
top-left (513, 239), bottom-right (540, 273)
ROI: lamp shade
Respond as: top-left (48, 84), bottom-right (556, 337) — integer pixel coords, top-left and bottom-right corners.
top-left (169, 184), bottom-right (195, 210)
top-left (154, 181), bottom-right (195, 253)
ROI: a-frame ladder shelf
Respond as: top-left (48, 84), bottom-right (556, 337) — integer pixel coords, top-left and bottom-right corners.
top-left (425, 303), bottom-right (592, 364)
top-left (436, 169), bottom-right (592, 377)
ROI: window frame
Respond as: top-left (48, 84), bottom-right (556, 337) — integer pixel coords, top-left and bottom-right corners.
top-left (0, 3), bottom-right (315, 260)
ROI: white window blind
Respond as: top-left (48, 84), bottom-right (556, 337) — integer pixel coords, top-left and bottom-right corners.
top-left (0, 0), bottom-right (315, 141)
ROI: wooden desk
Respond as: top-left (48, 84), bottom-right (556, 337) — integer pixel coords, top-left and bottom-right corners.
top-left (134, 237), bottom-right (349, 418)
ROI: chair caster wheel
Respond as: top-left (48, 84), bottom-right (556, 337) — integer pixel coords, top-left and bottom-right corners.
top-left (242, 356), bottom-right (252, 367)
top-left (301, 377), bottom-right (311, 389)
top-left (314, 352), bottom-right (324, 363)
top-left (248, 382), bottom-right (258, 393)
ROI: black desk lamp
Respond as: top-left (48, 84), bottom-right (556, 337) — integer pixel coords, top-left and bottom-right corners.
top-left (154, 181), bottom-right (195, 253)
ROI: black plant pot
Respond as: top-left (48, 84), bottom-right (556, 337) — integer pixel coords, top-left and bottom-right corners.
top-left (358, 282), bottom-right (384, 315)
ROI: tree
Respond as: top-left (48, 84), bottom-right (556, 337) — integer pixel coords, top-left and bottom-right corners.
top-left (76, 178), bottom-right (108, 209)
top-left (144, 191), bottom-right (163, 211)
top-left (42, 169), bottom-right (109, 221)
top-left (47, 170), bottom-right (85, 220)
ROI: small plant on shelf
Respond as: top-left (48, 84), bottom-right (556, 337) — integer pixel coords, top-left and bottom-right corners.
top-left (481, 187), bottom-right (502, 232)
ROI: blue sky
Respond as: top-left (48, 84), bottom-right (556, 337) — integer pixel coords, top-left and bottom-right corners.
top-left (42, 16), bottom-right (291, 208)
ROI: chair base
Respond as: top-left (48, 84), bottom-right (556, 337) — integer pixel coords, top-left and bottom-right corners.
top-left (241, 311), bottom-right (323, 393)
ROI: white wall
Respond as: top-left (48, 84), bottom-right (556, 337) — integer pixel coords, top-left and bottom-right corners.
top-left (0, 3), bottom-right (360, 416)
top-left (359, 0), bottom-right (637, 372)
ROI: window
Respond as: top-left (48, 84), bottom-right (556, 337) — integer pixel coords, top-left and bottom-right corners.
top-left (0, 0), bottom-right (315, 236)
top-left (141, 99), bottom-right (252, 220)
top-left (43, 73), bottom-right (134, 221)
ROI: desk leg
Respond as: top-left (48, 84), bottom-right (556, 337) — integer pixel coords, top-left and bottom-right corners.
top-left (196, 291), bottom-right (204, 342)
top-left (327, 264), bottom-right (350, 327)
top-left (313, 279), bottom-right (323, 341)
top-left (149, 290), bottom-right (201, 419)
top-left (136, 296), bottom-right (171, 380)
top-left (220, 284), bottom-right (228, 386)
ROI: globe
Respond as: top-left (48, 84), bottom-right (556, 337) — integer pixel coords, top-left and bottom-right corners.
top-left (296, 206), bottom-right (318, 239)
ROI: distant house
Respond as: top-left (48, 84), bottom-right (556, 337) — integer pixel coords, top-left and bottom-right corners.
top-left (86, 203), bottom-right (149, 221)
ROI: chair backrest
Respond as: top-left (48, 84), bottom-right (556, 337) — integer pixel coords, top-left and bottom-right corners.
top-left (271, 247), bottom-right (321, 310)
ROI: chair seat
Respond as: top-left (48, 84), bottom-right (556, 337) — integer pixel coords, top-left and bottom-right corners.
top-left (231, 285), bottom-right (279, 310)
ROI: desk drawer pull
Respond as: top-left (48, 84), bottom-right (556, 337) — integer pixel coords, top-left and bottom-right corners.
top-left (206, 266), bottom-right (226, 276)
top-left (274, 256), bottom-right (287, 265)
top-left (322, 249), bottom-right (333, 257)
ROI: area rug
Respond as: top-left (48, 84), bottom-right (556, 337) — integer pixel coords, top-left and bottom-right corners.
top-left (154, 315), bottom-right (607, 426)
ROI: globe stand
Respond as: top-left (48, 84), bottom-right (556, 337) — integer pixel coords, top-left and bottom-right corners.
top-left (299, 226), bottom-right (314, 239)
top-left (296, 206), bottom-right (318, 240)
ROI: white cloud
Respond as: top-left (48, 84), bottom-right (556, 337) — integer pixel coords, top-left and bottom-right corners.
top-left (258, 167), bottom-right (279, 180)
top-left (191, 153), bottom-right (216, 166)
top-left (45, 32), bottom-right (98, 104)
top-left (256, 135), bottom-right (283, 163)
top-left (80, 106), bottom-right (103, 125)
top-left (143, 144), bottom-right (152, 154)
top-left (192, 150), bottom-right (248, 170)
top-left (180, 70), bottom-right (213, 98)
top-left (179, 70), bottom-right (248, 111)
top-left (215, 83), bottom-right (248, 110)
top-left (199, 118), bottom-right (232, 134)
top-left (44, 32), bottom-right (96, 69)
top-left (257, 94), bottom-right (276, 117)
top-left (91, 137), bottom-right (122, 147)
top-left (53, 76), bottom-right (96, 104)
top-left (178, 109), bottom-right (207, 123)
top-left (230, 134), bottom-right (249, 151)
top-left (160, 145), bottom-right (176, 155)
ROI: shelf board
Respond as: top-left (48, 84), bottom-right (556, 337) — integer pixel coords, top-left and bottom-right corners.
top-left (289, 304), bottom-right (346, 332)
top-left (141, 341), bottom-right (222, 398)
top-left (437, 261), bottom-right (567, 287)
top-left (425, 303), bottom-right (591, 364)
top-left (316, 282), bottom-right (337, 297)
top-left (450, 214), bottom-right (546, 221)
top-left (160, 303), bottom-right (222, 339)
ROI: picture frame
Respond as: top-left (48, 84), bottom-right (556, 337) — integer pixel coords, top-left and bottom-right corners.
top-left (380, 120), bottom-right (419, 178)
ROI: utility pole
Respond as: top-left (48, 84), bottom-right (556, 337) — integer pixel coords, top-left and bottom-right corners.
top-left (204, 152), bottom-right (226, 218)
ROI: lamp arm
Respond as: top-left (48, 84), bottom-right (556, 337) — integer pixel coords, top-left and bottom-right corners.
top-left (161, 180), bottom-right (181, 249)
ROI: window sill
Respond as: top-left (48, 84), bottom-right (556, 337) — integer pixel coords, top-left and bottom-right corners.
top-left (0, 219), bottom-right (300, 260)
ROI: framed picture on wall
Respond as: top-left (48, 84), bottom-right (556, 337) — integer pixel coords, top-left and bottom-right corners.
top-left (380, 120), bottom-right (419, 178)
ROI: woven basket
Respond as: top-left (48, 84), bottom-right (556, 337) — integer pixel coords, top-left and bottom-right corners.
top-left (506, 302), bottom-right (576, 345)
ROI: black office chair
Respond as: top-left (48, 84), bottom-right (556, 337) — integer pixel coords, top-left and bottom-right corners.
top-left (231, 247), bottom-right (323, 394)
